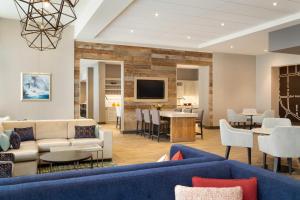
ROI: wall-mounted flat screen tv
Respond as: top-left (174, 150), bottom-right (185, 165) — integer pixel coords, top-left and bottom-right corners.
top-left (134, 78), bottom-right (168, 101)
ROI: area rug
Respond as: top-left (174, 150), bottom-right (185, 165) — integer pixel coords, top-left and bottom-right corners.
top-left (38, 161), bottom-right (116, 174)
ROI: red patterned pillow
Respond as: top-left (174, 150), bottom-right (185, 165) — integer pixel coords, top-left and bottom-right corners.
top-left (171, 151), bottom-right (183, 160)
top-left (192, 177), bottom-right (257, 200)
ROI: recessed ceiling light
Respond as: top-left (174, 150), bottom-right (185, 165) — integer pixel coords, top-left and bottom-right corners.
top-left (221, 23), bottom-right (225, 26)
top-left (130, 29), bottom-right (134, 33)
top-left (264, 49), bottom-right (268, 52)
top-left (154, 12), bottom-right (159, 17)
top-left (187, 36), bottom-right (191, 40)
top-left (230, 45), bottom-right (234, 49)
top-left (273, 2), bottom-right (278, 6)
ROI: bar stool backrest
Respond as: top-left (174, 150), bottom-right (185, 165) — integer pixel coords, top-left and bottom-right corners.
top-left (116, 106), bottom-right (121, 117)
top-left (174, 108), bottom-right (182, 112)
top-left (142, 110), bottom-right (151, 123)
top-left (197, 109), bottom-right (204, 121)
top-left (135, 108), bottom-right (143, 122)
top-left (150, 109), bottom-right (160, 125)
top-left (183, 108), bottom-right (192, 113)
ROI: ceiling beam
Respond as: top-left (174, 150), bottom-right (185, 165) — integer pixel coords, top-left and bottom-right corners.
top-left (198, 11), bottom-right (300, 49)
top-left (75, 0), bottom-right (135, 40)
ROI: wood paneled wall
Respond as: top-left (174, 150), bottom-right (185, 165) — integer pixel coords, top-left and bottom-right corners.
top-left (75, 42), bottom-right (213, 130)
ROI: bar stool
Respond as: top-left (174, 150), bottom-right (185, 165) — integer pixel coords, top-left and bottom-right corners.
top-left (142, 109), bottom-right (152, 138)
top-left (150, 109), bottom-right (169, 142)
top-left (135, 108), bottom-right (144, 135)
top-left (195, 109), bottom-right (204, 139)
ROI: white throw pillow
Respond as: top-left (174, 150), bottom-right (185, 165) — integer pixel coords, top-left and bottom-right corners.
top-left (157, 154), bottom-right (169, 162)
top-left (175, 185), bottom-right (243, 200)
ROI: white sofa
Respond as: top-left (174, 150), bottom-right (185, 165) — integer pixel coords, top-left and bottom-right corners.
top-left (1, 119), bottom-right (112, 177)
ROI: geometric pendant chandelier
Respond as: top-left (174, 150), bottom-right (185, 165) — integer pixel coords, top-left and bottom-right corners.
top-left (14, 0), bottom-right (79, 51)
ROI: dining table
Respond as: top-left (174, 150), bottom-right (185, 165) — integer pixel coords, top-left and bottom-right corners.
top-left (252, 128), bottom-right (273, 135)
top-left (241, 111), bottom-right (261, 129)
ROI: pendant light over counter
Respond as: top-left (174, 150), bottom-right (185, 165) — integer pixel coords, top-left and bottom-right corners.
top-left (14, 0), bottom-right (79, 51)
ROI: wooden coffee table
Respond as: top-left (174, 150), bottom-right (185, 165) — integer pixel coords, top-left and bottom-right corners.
top-left (40, 151), bottom-right (93, 172)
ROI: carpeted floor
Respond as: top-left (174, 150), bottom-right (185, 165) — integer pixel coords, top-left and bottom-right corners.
top-left (38, 161), bottom-right (116, 174)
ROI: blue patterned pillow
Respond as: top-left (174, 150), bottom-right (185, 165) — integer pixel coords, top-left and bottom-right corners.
top-left (75, 125), bottom-right (96, 138)
top-left (14, 127), bottom-right (34, 141)
top-left (10, 132), bottom-right (21, 149)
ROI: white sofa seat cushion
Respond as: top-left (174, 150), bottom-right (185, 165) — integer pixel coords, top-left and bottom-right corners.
top-left (69, 138), bottom-right (104, 147)
top-left (8, 141), bottom-right (38, 162)
top-left (37, 139), bottom-right (70, 152)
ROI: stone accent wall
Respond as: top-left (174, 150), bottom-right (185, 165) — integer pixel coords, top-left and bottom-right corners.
top-left (75, 42), bottom-right (213, 130)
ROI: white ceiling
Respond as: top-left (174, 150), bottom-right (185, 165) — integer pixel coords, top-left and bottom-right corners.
top-left (1, 0), bottom-right (300, 55)
top-left (95, 0), bottom-right (300, 55)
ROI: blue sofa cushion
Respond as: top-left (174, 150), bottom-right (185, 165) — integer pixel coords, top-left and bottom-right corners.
top-left (170, 144), bottom-right (224, 160)
top-left (0, 161), bottom-right (231, 200)
top-left (0, 145), bottom-right (224, 186)
top-left (227, 160), bottom-right (300, 200)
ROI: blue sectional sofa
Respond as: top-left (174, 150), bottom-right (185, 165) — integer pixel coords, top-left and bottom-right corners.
top-left (1, 145), bottom-right (300, 200)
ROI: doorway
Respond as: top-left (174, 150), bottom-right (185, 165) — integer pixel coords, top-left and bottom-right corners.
top-left (176, 65), bottom-right (209, 125)
top-left (79, 59), bottom-right (125, 130)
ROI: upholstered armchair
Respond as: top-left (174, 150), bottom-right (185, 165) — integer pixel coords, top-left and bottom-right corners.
top-left (219, 119), bottom-right (253, 164)
top-left (261, 118), bottom-right (292, 129)
top-left (227, 109), bottom-right (247, 127)
top-left (253, 110), bottom-right (274, 125)
top-left (0, 153), bottom-right (15, 178)
top-left (258, 126), bottom-right (300, 174)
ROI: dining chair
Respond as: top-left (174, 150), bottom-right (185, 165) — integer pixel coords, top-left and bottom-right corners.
top-left (195, 109), bottom-right (204, 139)
top-left (115, 106), bottom-right (121, 129)
top-left (135, 108), bottom-right (144, 135)
top-left (253, 110), bottom-right (274, 125)
top-left (150, 109), bottom-right (169, 142)
top-left (261, 118), bottom-right (292, 129)
top-left (142, 109), bottom-right (152, 138)
top-left (258, 126), bottom-right (300, 174)
top-left (227, 109), bottom-right (247, 127)
top-left (219, 119), bottom-right (253, 164)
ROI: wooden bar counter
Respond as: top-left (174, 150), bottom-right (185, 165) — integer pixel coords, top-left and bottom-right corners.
top-left (160, 111), bottom-right (197, 143)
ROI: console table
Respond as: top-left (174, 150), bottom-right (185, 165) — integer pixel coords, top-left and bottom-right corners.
top-left (160, 111), bottom-right (197, 143)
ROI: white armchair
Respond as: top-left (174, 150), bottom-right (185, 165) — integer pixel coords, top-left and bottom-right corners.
top-left (227, 109), bottom-right (247, 127)
top-left (258, 126), bottom-right (300, 174)
top-left (261, 118), bottom-right (291, 128)
top-left (219, 119), bottom-right (253, 164)
top-left (253, 110), bottom-right (274, 125)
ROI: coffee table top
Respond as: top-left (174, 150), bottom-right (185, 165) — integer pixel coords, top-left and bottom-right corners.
top-left (40, 151), bottom-right (92, 164)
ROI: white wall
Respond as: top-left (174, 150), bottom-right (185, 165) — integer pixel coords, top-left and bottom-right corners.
top-left (198, 67), bottom-right (209, 126)
top-left (0, 19), bottom-right (74, 120)
top-left (256, 53), bottom-right (300, 112)
top-left (213, 53), bottom-right (256, 126)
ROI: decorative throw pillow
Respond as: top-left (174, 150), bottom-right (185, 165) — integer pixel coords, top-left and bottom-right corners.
top-left (0, 133), bottom-right (10, 152)
top-left (75, 125), bottom-right (96, 138)
top-left (171, 151), bottom-right (183, 160)
top-left (0, 161), bottom-right (14, 178)
top-left (157, 154), bottom-right (169, 162)
top-left (14, 127), bottom-right (34, 141)
top-left (175, 185), bottom-right (243, 200)
top-left (10, 132), bottom-right (21, 149)
top-left (192, 177), bottom-right (257, 200)
top-left (94, 125), bottom-right (100, 138)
